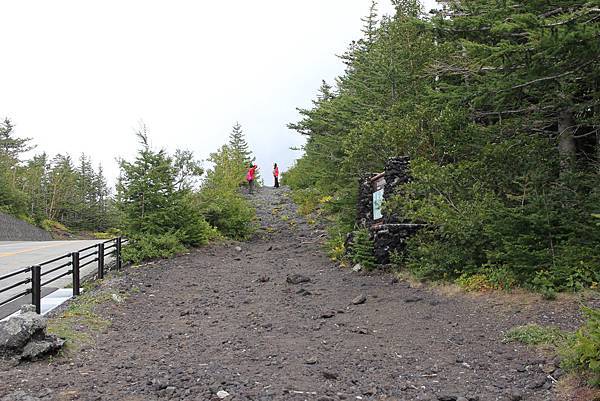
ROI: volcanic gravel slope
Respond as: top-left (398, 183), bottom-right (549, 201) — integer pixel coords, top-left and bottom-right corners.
top-left (0, 187), bottom-right (592, 401)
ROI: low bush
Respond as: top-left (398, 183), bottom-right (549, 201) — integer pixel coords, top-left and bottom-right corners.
top-left (350, 228), bottom-right (377, 270)
top-left (122, 233), bottom-right (187, 264)
top-left (196, 144), bottom-right (256, 240)
top-left (93, 228), bottom-right (122, 240)
top-left (200, 191), bottom-right (255, 240)
top-left (290, 188), bottom-right (321, 216)
top-left (41, 219), bottom-right (71, 233)
top-left (562, 307), bottom-right (600, 386)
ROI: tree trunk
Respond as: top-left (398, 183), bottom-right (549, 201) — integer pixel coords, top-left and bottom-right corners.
top-left (558, 109), bottom-right (576, 174)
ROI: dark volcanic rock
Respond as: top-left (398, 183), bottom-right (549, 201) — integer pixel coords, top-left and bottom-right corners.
top-left (286, 274), bottom-right (311, 284)
top-left (351, 294), bottom-right (367, 305)
top-left (0, 305), bottom-right (64, 361)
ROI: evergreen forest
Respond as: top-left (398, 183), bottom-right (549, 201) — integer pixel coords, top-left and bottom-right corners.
top-left (285, 0), bottom-right (600, 294)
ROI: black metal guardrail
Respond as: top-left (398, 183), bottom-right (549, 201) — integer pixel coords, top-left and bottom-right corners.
top-left (0, 237), bottom-right (128, 314)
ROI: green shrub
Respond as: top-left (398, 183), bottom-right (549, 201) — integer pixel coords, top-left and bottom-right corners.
top-left (290, 188), bottom-right (321, 216)
top-left (326, 227), bottom-right (347, 262)
top-left (93, 228), bottom-right (121, 240)
top-left (350, 228), bottom-right (377, 270)
top-left (456, 273), bottom-right (495, 292)
top-left (197, 144), bottom-right (256, 240)
top-left (41, 219), bottom-right (71, 233)
top-left (394, 158), bottom-right (600, 292)
top-left (200, 192), bottom-right (255, 240)
top-left (562, 307), bottom-right (600, 386)
top-left (122, 233), bottom-right (187, 264)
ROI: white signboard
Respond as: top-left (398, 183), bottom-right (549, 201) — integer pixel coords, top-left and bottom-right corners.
top-left (373, 188), bottom-right (384, 220)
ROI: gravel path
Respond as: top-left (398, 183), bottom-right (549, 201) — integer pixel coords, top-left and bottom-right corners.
top-left (0, 187), bottom-right (594, 401)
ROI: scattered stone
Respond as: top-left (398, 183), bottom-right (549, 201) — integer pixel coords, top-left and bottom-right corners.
top-left (257, 276), bottom-right (270, 283)
top-left (151, 378), bottom-right (168, 390)
top-left (438, 396), bottom-right (458, 401)
top-left (552, 355), bottom-right (562, 367)
top-left (217, 390), bottom-right (230, 399)
top-left (322, 371), bottom-right (339, 380)
top-left (0, 305), bottom-right (64, 360)
top-left (286, 274), bottom-right (310, 284)
top-left (0, 307), bottom-right (46, 352)
top-left (351, 327), bottom-right (369, 335)
top-left (541, 363), bottom-right (555, 374)
top-left (296, 288), bottom-right (312, 296)
top-left (351, 294), bottom-right (367, 305)
top-left (20, 336), bottom-right (65, 361)
top-left (352, 264), bottom-right (362, 272)
top-left (405, 296), bottom-right (423, 303)
top-left (111, 293), bottom-right (124, 303)
top-left (267, 246), bottom-right (273, 251)
top-left (234, 246), bottom-right (242, 252)
top-left (305, 357), bottom-right (318, 365)
top-left (0, 391), bottom-right (41, 401)
top-left (526, 376), bottom-right (546, 389)
top-left (20, 305), bottom-right (36, 313)
top-left (320, 311), bottom-right (335, 319)
top-left (508, 390), bottom-right (523, 401)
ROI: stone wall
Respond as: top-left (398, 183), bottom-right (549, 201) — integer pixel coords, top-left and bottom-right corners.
top-left (356, 172), bottom-right (376, 228)
top-left (0, 212), bottom-right (53, 241)
top-left (355, 156), bottom-right (422, 264)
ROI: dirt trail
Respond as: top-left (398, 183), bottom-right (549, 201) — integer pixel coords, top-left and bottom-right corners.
top-left (0, 187), bottom-right (591, 401)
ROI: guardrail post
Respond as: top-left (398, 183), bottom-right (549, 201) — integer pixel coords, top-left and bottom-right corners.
top-left (72, 252), bottom-right (80, 296)
top-left (31, 265), bottom-right (41, 314)
top-left (116, 237), bottom-right (122, 270)
top-left (97, 243), bottom-right (105, 279)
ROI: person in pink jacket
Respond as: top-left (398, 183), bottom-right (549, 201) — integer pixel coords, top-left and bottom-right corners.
top-left (273, 163), bottom-right (279, 188)
top-left (246, 163), bottom-right (257, 194)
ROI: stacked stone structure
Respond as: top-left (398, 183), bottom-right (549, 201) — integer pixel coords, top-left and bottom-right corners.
top-left (355, 156), bottom-right (422, 264)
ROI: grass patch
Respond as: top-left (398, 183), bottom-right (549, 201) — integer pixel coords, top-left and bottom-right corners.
top-left (504, 323), bottom-right (571, 347)
top-left (46, 287), bottom-right (124, 353)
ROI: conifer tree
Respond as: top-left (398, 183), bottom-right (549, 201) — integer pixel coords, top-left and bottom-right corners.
top-left (228, 122), bottom-right (253, 166)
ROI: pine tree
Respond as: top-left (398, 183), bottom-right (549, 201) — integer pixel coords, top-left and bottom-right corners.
top-left (286, 0), bottom-right (599, 291)
top-left (228, 122), bottom-right (253, 166)
top-left (117, 126), bottom-right (212, 247)
top-left (361, 0), bottom-right (379, 45)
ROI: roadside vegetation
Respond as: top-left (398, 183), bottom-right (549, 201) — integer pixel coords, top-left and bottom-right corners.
top-left (505, 307), bottom-right (600, 388)
top-left (286, 0), bottom-right (599, 294)
top-left (46, 282), bottom-right (117, 353)
top-left (0, 118), bottom-right (118, 234)
top-left (285, 0), bottom-right (599, 386)
top-left (118, 123), bottom-right (256, 263)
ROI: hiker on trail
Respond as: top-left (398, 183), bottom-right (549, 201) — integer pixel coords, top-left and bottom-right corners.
top-left (246, 163), bottom-right (257, 194)
top-left (273, 163), bottom-right (279, 188)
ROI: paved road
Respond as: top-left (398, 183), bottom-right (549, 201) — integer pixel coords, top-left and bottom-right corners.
top-left (0, 240), bottom-right (108, 318)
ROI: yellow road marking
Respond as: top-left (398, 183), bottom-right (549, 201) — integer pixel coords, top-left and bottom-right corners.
top-left (0, 243), bottom-right (69, 258)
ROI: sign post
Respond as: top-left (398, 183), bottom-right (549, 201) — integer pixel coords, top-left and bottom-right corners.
top-left (372, 174), bottom-right (385, 221)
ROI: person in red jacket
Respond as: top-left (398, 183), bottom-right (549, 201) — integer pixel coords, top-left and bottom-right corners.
top-left (273, 163), bottom-right (279, 188)
top-left (246, 163), bottom-right (257, 194)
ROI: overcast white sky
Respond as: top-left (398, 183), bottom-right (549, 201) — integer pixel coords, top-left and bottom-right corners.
top-left (1, 0), bottom-right (437, 187)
